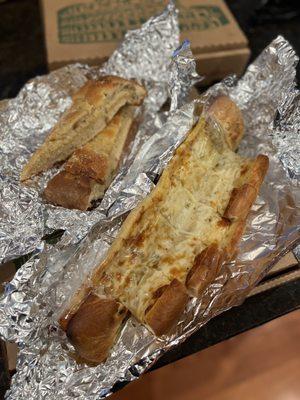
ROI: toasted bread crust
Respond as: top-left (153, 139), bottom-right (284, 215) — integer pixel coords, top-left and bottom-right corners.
top-left (208, 95), bottom-right (244, 150)
top-left (59, 285), bottom-right (92, 331)
top-left (248, 154), bottom-right (269, 188)
top-left (186, 244), bottom-right (226, 297)
top-left (65, 148), bottom-right (109, 183)
top-left (225, 218), bottom-right (248, 259)
top-left (187, 155), bottom-right (269, 295)
top-left (224, 155), bottom-right (269, 223)
top-left (144, 280), bottom-right (189, 336)
top-left (43, 106), bottom-right (137, 210)
top-left (43, 171), bottom-right (103, 211)
top-left (66, 294), bottom-right (127, 364)
top-left (71, 76), bottom-right (145, 108)
top-left (64, 107), bottom-right (136, 183)
top-left (223, 184), bottom-right (257, 221)
top-left (223, 155), bottom-right (269, 257)
top-left (20, 77), bottom-right (146, 181)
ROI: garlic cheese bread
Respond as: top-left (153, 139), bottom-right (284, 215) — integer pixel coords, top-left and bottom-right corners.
top-left (43, 106), bottom-right (136, 210)
top-left (20, 77), bottom-right (146, 182)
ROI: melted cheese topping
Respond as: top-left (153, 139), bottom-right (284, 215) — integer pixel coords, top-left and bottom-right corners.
top-left (93, 118), bottom-right (249, 320)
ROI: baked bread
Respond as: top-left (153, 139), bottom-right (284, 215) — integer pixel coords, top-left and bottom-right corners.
top-left (43, 106), bottom-right (136, 210)
top-left (20, 77), bottom-right (146, 182)
top-left (59, 96), bottom-right (268, 364)
top-left (66, 294), bottom-right (127, 364)
top-left (84, 119), bottom-right (268, 326)
top-left (207, 95), bottom-right (244, 150)
top-left (43, 172), bottom-right (105, 211)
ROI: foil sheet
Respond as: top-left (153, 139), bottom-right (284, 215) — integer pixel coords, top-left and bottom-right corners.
top-left (0, 2), bottom-right (179, 263)
top-left (0, 24), bottom-right (299, 400)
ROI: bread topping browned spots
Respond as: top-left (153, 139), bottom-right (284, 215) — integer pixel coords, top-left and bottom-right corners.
top-left (240, 164), bottom-right (249, 175)
top-left (124, 275), bottom-right (131, 287)
top-left (134, 207), bottom-right (145, 226)
top-left (170, 267), bottom-right (182, 279)
top-left (128, 231), bottom-right (146, 247)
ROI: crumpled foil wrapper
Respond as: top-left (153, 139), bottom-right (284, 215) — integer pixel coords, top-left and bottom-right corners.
top-left (0, 2), bottom-right (179, 263)
top-left (0, 24), bottom-right (299, 400)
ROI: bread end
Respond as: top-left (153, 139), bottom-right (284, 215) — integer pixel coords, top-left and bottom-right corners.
top-left (208, 95), bottom-right (244, 151)
top-left (43, 171), bottom-right (104, 210)
top-left (66, 294), bottom-right (127, 364)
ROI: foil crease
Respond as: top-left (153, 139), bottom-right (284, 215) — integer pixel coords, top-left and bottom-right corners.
top-left (169, 39), bottom-right (202, 112)
top-left (0, 28), bottom-right (299, 400)
top-left (0, 2), bottom-right (179, 263)
top-left (294, 245), bottom-right (300, 262)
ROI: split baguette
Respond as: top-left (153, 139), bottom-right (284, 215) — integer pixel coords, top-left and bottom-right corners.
top-left (60, 96), bottom-right (268, 364)
top-left (20, 77), bottom-right (146, 181)
top-left (43, 106), bottom-right (136, 210)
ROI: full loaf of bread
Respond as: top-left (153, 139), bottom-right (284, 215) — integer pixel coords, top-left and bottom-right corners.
top-left (20, 77), bottom-right (146, 181)
top-left (59, 96), bottom-right (269, 364)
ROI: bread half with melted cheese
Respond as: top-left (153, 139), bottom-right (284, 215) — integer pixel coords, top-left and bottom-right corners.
top-left (20, 77), bottom-right (146, 182)
top-left (43, 106), bottom-right (136, 210)
top-left (59, 96), bottom-right (268, 364)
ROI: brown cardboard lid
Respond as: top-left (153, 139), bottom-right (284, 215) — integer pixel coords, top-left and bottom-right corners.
top-left (181, 0), bottom-right (248, 54)
top-left (40, 0), bottom-right (249, 66)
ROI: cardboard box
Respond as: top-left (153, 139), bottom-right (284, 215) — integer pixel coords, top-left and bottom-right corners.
top-left (40, 0), bottom-right (250, 83)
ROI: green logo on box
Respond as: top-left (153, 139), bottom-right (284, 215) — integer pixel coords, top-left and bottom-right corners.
top-left (57, 0), bottom-right (229, 44)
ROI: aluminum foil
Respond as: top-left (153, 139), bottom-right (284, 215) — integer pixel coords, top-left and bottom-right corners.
top-left (0, 2), bottom-right (179, 263)
top-left (0, 28), bottom-right (299, 400)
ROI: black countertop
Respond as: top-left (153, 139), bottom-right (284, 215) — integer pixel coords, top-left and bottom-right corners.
top-left (0, 0), bottom-right (299, 397)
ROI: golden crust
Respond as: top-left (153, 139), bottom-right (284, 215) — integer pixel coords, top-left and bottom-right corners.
top-left (65, 148), bottom-right (109, 183)
top-left (64, 107), bottom-right (135, 183)
top-left (144, 280), bottom-right (189, 336)
top-left (248, 154), bottom-right (269, 188)
top-left (43, 171), bottom-right (103, 211)
top-left (185, 244), bottom-right (226, 297)
top-left (224, 155), bottom-right (269, 222)
top-left (225, 218), bottom-right (248, 259)
top-left (20, 77), bottom-right (146, 181)
top-left (72, 76), bottom-right (145, 108)
top-left (223, 154), bottom-right (269, 257)
top-left (208, 95), bottom-right (244, 150)
top-left (187, 155), bottom-right (269, 295)
top-left (223, 184), bottom-right (257, 221)
top-left (43, 106), bottom-right (136, 210)
top-left (59, 285), bottom-right (91, 331)
top-left (66, 294), bottom-right (127, 364)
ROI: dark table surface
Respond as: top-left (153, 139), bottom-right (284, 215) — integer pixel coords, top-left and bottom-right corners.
top-left (0, 0), bottom-right (299, 397)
